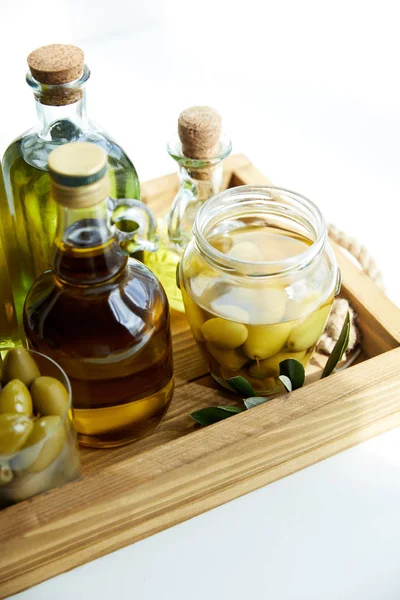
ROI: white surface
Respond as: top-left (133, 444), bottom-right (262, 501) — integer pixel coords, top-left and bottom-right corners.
top-left (2, 1), bottom-right (400, 598)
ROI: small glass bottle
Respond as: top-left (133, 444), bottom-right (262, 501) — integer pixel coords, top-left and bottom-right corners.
top-left (0, 167), bottom-right (19, 353)
top-left (1, 44), bottom-right (141, 330)
top-left (146, 106), bottom-right (231, 312)
top-left (24, 142), bottom-right (174, 448)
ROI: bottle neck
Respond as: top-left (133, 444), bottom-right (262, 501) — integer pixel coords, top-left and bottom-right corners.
top-left (53, 198), bottom-right (127, 286)
top-left (26, 65), bottom-right (90, 141)
top-left (179, 163), bottom-right (224, 201)
top-left (35, 94), bottom-right (88, 140)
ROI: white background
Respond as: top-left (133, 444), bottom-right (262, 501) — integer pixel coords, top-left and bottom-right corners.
top-left (1, 1), bottom-right (400, 598)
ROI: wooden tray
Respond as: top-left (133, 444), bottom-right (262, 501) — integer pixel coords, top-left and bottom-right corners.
top-left (1, 155), bottom-right (400, 598)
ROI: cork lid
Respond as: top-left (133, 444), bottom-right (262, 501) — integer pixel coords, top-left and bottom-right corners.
top-left (178, 106), bottom-right (222, 159)
top-left (48, 142), bottom-right (109, 208)
top-left (27, 44), bottom-right (84, 85)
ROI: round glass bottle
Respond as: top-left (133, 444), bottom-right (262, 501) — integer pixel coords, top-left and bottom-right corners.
top-left (1, 44), bottom-right (141, 330)
top-left (180, 186), bottom-right (339, 395)
top-left (146, 106), bottom-right (231, 312)
top-left (24, 142), bottom-right (174, 448)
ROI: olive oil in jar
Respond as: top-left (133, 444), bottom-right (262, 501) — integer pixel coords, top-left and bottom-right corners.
top-left (181, 224), bottom-right (334, 395)
top-left (1, 44), bottom-right (140, 329)
top-left (24, 143), bottom-right (173, 448)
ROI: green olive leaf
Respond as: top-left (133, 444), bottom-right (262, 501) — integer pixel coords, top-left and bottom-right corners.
top-left (217, 406), bottom-right (245, 413)
top-left (176, 262), bottom-right (181, 289)
top-left (244, 396), bottom-right (270, 409)
top-left (190, 405), bottom-right (244, 426)
top-left (278, 375), bottom-right (293, 393)
top-left (321, 311), bottom-right (351, 378)
top-left (279, 359), bottom-right (305, 390)
top-left (226, 376), bottom-right (255, 397)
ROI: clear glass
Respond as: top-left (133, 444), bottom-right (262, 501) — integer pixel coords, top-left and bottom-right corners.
top-left (23, 194), bottom-right (173, 448)
top-left (0, 167), bottom-right (19, 352)
top-left (145, 134), bottom-right (231, 312)
top-left (0, 351), bottom-right (81, 508)
top-left (180, 185), bottom-right (339, 396)
top-left (1, 65), bottom-right (141, 332)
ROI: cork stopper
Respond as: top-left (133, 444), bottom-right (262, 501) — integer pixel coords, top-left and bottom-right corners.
top-left (28, 44), bottom-right (84, 84)
top-left (48, 142), bottom-right (110, 208)
top-left (27, 44), bottom-right (85, 106)
top-left (178, 106), bottom-right (222, 160)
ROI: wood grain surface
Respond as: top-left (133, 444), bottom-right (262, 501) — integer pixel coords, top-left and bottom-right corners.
top-left (0, 156), bottom-right (399, 598)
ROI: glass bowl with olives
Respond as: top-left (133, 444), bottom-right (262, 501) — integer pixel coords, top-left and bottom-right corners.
top-left (0, 348), bottom-right (81, 508)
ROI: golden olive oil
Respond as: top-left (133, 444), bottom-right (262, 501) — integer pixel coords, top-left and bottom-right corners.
top-left (24, 223), bottom-right (174, 447)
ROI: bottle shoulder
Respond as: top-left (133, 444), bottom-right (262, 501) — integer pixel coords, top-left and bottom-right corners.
top-left (2, 122), bottom-right (138, 178)
top-left (25, 261), bottom-right (169, 331)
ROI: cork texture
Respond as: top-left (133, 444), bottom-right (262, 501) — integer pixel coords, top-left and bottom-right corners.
top-left (178, 106), bottom-right (221, 159)
top-left (28, 44), bottom-right (84, 85)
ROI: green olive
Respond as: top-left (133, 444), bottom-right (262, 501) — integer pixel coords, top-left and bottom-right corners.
top-left (0, 461), bottom-right (13, 486)
top-left (24, 416), bottom-right (66, 473)
top-left (207, 344), bottom-right (249, 371)
top-left (0, 414), bottom-right (34, 455)
top-left (201, 318), bottom-right (248, 349)
top-left (182, 288), bottom-right (205, 342)
top-left (242, 322), bottom-right (292, 360)
top-left (242, 373), bottom-right (277, 393)
top-left (31, 377), bottom-right (69, 417)
top-left (213, 304), bottom-right (250, 323)
top-left (256, 289), bottom-right (288, 323)
top-left (237, 288), bottom-right (287, 323)
top-left (185, 253), bottom-right (215, 279)
top-left (227, 241), bottom-right (264, 262)
top-left (0, 380), bottom-right (33, 416)
top-left (249, 350), bottom-right (306, 379)
top-left (2, 347), bottom-right (40, 387)
top-left (2, 469), bottom-right (55, 502)
top-left (287, 305), bottom-right (331, 352)
top-left (284, 291), bottom-right (321, 321)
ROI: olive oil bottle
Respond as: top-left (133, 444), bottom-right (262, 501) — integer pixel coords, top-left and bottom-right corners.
top-left (1, 44), bottom-right (140, 330)
top-left (146, 106), bottom-right (231, 312)
top-left (24, 142), bottom-right (173, 448)
top-left (0, 168), bottom-right (19, 352)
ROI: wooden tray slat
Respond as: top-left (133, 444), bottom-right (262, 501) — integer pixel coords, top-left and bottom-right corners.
top-left (1, 156), bottom-right (399, 598)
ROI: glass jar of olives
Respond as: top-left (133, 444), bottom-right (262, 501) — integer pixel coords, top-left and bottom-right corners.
top-left (0, 348), bottom-right (81, 508)
top-left (179, 185), bottom-right (340, 395)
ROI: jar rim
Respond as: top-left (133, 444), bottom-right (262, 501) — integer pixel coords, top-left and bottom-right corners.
top-left (192, 185), bottom-right (327, 277)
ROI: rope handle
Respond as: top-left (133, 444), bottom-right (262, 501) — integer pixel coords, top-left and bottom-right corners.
top-left (317, 225), bottom-right (383, 359)
top-left (328, 224), bottom-right (384, 290)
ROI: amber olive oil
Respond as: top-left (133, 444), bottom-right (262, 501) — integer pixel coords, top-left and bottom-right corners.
top-left (25, 237), bottom-right (173, 446)
top-left (24, 143), bottom-right (173, 448)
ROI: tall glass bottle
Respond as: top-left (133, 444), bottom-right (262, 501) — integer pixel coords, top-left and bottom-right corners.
top-left (0, 168), bottom-right (19, 352)
top-left (24, 142), bottom-right (174, 448)
top-left (146, 106), bottom-right (231, 312)
top-left (1, 44), bottom-right (141, 330)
